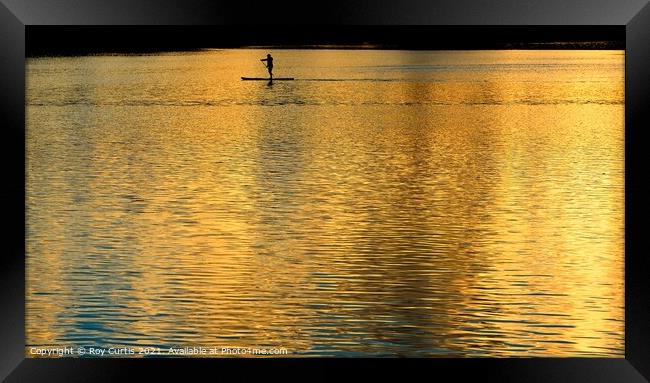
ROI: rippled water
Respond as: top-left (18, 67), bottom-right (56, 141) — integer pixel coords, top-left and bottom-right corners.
top-left (26, 49), bottom-right (624, 357)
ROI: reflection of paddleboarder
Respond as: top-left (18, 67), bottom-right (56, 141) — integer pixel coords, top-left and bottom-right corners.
top-left (261, 53), bottom-right (273, 80)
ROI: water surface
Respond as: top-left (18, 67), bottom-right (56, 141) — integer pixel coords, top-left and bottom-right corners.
top-left (26, 49), bottom-right (624, 357)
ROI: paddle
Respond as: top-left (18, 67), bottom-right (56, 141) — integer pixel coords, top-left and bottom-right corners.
top-left (257, 59), bottom-right (270, 83)
top-left (260, 59), bottom-right (273, 83)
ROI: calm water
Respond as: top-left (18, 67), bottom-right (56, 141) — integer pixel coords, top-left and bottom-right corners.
top-left (26, 49), bottom-right (624, 357)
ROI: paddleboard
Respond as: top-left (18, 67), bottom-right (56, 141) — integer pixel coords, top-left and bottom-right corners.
top-left (241, 77), bottom-right (295, 81)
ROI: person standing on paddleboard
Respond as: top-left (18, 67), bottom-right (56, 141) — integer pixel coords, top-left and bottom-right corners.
top-left (261, 53), bottom-right (273, 80)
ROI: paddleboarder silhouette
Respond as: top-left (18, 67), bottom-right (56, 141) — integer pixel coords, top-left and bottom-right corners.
top-left (261, 53), bottom-right (273, 80)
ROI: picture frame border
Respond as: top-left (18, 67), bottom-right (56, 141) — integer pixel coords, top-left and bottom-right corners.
top-left (2, 0), bottom-right (648, 381)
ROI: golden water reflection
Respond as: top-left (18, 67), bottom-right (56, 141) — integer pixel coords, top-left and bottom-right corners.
top-left (26, 50), bottom-right (624, 356)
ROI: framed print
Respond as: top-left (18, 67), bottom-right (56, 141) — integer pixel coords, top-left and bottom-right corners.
top-left (1, 0), bottom-right (649, 381)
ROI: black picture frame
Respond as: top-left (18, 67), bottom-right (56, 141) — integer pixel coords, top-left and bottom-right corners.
top-left (2, 0), bottom-right (649, 381)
